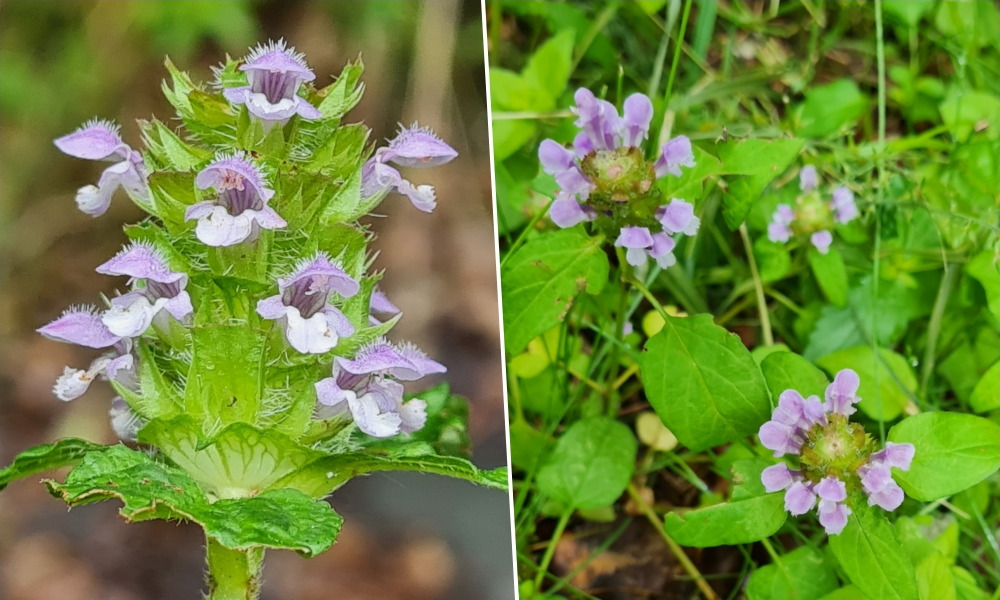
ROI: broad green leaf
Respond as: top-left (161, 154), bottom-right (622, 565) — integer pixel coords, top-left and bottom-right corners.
top-left (940, 88), bottom-right (1000, 142)
top-left (888, 412), bottom-right (1000, 501)
top-left (139, 417), bottom-right (324, 497)
top-left (808, 246), bottom-right (848, 307)
top-left (829, 503), bottom-right (917, 600)
top-left (663, 459), bottom-right (786, 546)
top-left (492, 119), bottom-right (537, 162)
top-left (819, 586), bottom-right (868, 600)
top-left (882, 0), bottom-right (934, 26)
top-left (45, 445), bottom-right (340, 556)
top-left (716, 138), bottom-right (804, 229)
top-left (509, 420), bottom-right (553, 472)
top-left (501, 229), bottom-right (609, 354)
top-left (274, 444), bottom-right (508, 497)
top-left (916, 552), bottom-right (957, 600)
top-left (522, 30), bottom-right (575, 106)
top-left (970, 360), bottom-right (1000, 412)
top-left (754, 237), bottom-right (791, 282)
top-left (536, 417), bottom-right (636, 510)
top-left (489, 68), bottom-right (538, 111)
top-left (965, 251), bottom-right (1000, 319)
top-left (0, 438), bottom-right (105, 491)
top-left (746, 545), bottom-right (838, 600)
top-left (185, 322), bottom-right (265, 427)
top-left (641, 314), bottom-right (770, 451)
top-left (794, 80), bottom-right (867, 138)
top-left (817, 346), bottom-right (916, 421)
top-left (760, 351), bottom-right (829, 401)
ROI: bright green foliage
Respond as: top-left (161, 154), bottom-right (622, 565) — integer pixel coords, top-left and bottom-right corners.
top-left (760, 351), bottom-right (829, 401)
top-left (536, 417), bottom-right (636, 510)
top-left (829, 503), bottom-right (918, 600)
top-left (663, 458), bottom-right (787, 547)
top-left (501, 228), bottom-right (610, 354)
top-left (817, 346), bottom-right (917, 421)
top-left (45, 445), bottom-right (341, 557)
top-left (888, 412), bottom-right (1000, 501)
top-left (641, 314), bottom-right (771, 451)
top-left (746, 545), bottom-right (839, 600)
top-left (0, 438), bottom-right (104, 492)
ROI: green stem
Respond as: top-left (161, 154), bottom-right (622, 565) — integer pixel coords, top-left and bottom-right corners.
top-left (739, 223), bottom-right (774, 346)
top-left (663, 0), bottom-right (693, 110)
top-left (626, 484), bottom-right (718, 600)
top-left (533, 508), bottom-right (573, 593)
top-left (205, 537), bottom-right (264, 600)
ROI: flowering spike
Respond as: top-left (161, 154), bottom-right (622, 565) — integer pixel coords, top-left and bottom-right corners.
top-left (224, 39), bottom-right (320, 124)
top-left (767, 168), bottom-right (859, 252)
top-left (759, 368), bottom-right (916, 535)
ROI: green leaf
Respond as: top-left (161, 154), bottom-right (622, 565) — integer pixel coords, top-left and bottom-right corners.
top-left (829, 503), bottom-right (917, 600)
top-left (139, 417), bottom-right (324, 497)
top-left (888, 412), bottom-right (1000, 501)
top-left (760, 351), bottom-right (829, 401)
top-left (754, 237), bottom-right (791, 282)
top-left (716, 138), bottom-right (804, 229)
top-left (535, 417), bottom-right (636, 510)
top-left (746, 545), bottom-right (838, 600)
top-left (819, 585), bottom-right (869, 600)
top-left (940, 89), bottom-right (1000, 142)
top-left (816, 346), bottom-right (916, 421)
top-left (185, 322), bottom-right (266, 427)
top-left (0, 438), bottom-right (105, 491)
top-left (501, 229), bottom-right (609, 354)
top-left (45, 445), bottom-right (341, 556)
top-left (808, 246), bottom-right (848, 307)
top-left (970, 361), bottom-right (1000, 412)
top-left (663, 459), bottom-right (787, 546)
top-left (316, 57), bottom-right (364, 120)
top-left (965, 251), bottom-right (1000, 319)
top-left (641, 314), bottom-right (771, 451)
top-left (882, 0), bottom-right (934, 26)
top-left (522, 30), bottom-right (575, 107)
top-left (141, 119), bottom-right (212, 171)
top-left (274, 446), bottom-right (508, 497)
top-left (492, 119), bottom-right (537, 162)
top-left (916, 552), bottom-right (957, 600)
top-left (794, 80), bottom-right (867, 138)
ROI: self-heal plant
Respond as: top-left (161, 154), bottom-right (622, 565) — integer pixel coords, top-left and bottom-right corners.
top-left (2, 40), bottom-right (505, 600)
top-left (767, 165), bottom-right (858, 254)
top-left (539, 88), bottom-right (700, 268)
top-left (758, 369), bottom-right (915, 535)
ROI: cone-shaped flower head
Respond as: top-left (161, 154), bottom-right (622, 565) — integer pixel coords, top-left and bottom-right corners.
top-left (186, 153), bottom-right (286, 246)
top-left (314, 338), bottom-right (445, 438)
top-left (54, 119), bottom-right (148, 216)
top-left (537, 88), bottom-right (698, 267)
top-left (223, 39), bottom-right (321, 124)
top-left (767, 165), bottom-right (859, 254)
top-left (758, 368), bottom-right (915, 535)
top-left (96, 243), bottom-right (193, 338)
top-left (361, 123), bottom-right (458, 213)
top-left (256, 254), bottom-right (359, 354)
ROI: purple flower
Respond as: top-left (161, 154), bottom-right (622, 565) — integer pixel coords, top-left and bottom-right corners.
top-left (647, 233), bottom-right (677, 268)
top-left (767, 204), bottom-right (795, 244)
top-left (799, 165), bottom-right (818, 193)
top-left (361, 124), bottom-right (458, 213)
top-left (810, 230), bottom-right (833, 254)
top-left (54, 119), bottom-right (148, 216)
top-left (37, 307), bottom-right (135, 401)
top-left (831, 187), bottom-right (858, 223)
top-left (314, 338), bottom-right (445, 437)
top-left (572, 88), bottom-right (619, 151)
top-left (369, 288), bottom-right (401, 325)
top-left (815, 476), bottom-right (851, 535)
top-left (654, 136), bottom-right (695, 178)
top-left (549, 195), bottom-right (596, 228)
top-left (621, 93), bottom-right (654, 147)
top-left (614, 226), bottom-right (655, 267)
top-left (256, 254), bottom-right (359, 354)
top-left (759, 368), bottom-right (916, 535)
top-left (223, 39), bottom-right (321, 126)
top-left (656, 199), bottom-right (700, 236)
top-left (96, 243), bottom-right (193, 337)
top-left (186, 153), bottom-right (286, 246)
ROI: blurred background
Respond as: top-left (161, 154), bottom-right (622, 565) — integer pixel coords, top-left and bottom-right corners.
top-left (0, 1), bottom-right (513, 599)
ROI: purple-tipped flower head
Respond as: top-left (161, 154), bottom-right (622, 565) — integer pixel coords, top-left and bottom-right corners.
top-left (186, 153), bottom-right (286, 246)
top-left (361, 123), bottom-right (457, 213)
top-left (766, 165), bottom-right (859, 254)
top-left (758, 368), bottom-right (915, 535)
top-left (537, 88), bottom-right (698, 267)
top-left (54, 119), bottom-right (148, 216)
top-left (314, 338), bottom-right (445, 438)
top-left (256, 254), bottom-right (359, 354)
top-left (224, 39), bottom-right (321, 125)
